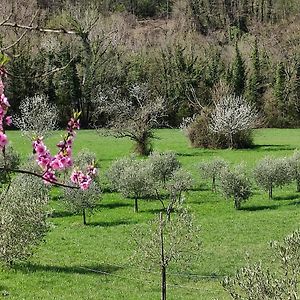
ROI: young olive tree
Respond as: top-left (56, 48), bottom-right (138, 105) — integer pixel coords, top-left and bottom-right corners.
top-left (289, 150), bottom-right (300, 192)
top-left (222, 229), bottom-right (300, 299)
top-left (219, 165), bottom-right (252, 209)
top-left (209, 95), bottom-right (259, 148)
top-left (106, 156), bottom-right (136, 191)
top-left (132, 209), bottom-right (201, 300)
top-left (107, 157), bottom-right (155, 212)
top-left (13, 94), bottom-right (58, 138)
top-left (63, 149), bottom-right (100, 225)
top-left (0, 173), bottom-right (49, 265)
top-left (63, 182), bottom-right (101, 225)
top-left (93, 84), bottom-right (165, 155)
top-left (198, 157), bottom-right (228, 192)
top-left (254, 157), bottom-right (292, 199)
top-left (148, 151), bottom-right (181, 187)
top-left (165, 169), bottom-right (193, 219)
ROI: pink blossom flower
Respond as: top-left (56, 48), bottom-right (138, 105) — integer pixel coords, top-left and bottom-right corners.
top-left (1, 94), bottom-right (10, 107)
top-left (0, 80), bottom-right (4, 95)
top-left (5, 116), bottom-right (12, 126)
top-left (0, 133), bottom-right (8, 148)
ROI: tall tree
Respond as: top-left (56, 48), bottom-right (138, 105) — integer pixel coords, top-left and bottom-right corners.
top-left (231, 44), bottom-right (246, 96)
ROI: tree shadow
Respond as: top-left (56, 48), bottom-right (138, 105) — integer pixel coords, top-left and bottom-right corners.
top-left (239, 205), bottom-right (278, 211)
top-left (50, 211), bottom-right (75, 218)
top-left (175, 151), bottom-right (214, 157)
top-left (288, 200), bottom-right (300, 206)
top-left (251, 144), bottom-right (293, 151)
top-left (144, 208), bottom-right (163, 214)
top-left (100, 202), bottom-right (132, 209)
top-left (273, 194), bottom-right (300, 201)
top-left (13, 262), bottom-right (122, 276)
top-left (88, 219), bottom-right (138, 227)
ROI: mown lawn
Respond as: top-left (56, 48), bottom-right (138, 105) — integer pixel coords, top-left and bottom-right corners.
top-left (1, 128), bottom-right (300, 299)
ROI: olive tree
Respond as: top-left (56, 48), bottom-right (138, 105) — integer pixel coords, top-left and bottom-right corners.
top-left (219, 165), bottom-right (252, 209)
top-left (132, 209), bottom-right (201, 300)
top-left (222, 229), bottom-right (300, 299)
top-left (209, 95), bottom-right (259, 148)
top-left (289, 150), bottom-right (300, 192)
top-left (0, 173), bottom-right (49, 265)
top-left (107, 157), bottom-right (155, 212)
top-left (93, 84), bottom-right (165, 155)
top-left (106, 156), bottom-right (136, 191)
top-left (63, 149), bottom-right (100, 225)
top-left (63, 182), bottom-right (101, 225)
top-left (198, 157), bottom-right (228, 192)
top-left (148, 151), bottom-right (181, 186)
top-left (165, 169), bottom-right (193, 219)
top-left (254, 157), bottom-right (292, 199)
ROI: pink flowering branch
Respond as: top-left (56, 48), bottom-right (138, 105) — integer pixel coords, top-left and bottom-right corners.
top-left (0, 167), bottom-right (80, 189)
top-left (0, 58), bottom-right (96, 190)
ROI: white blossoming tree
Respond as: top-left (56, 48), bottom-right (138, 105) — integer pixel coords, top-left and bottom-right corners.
top-left (209, 95), bottom-right (259, 148)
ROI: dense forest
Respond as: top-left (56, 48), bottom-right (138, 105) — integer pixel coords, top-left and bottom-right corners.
top-left (0, 0), bottom-right (299, 128)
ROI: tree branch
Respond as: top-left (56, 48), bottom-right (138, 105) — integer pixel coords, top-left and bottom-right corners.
top-left (0, 22), bottom-right (78, 35)
top-left (0, 167), bottom-right (79, 189)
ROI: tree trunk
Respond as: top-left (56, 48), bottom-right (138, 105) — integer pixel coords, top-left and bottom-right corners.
top-left (269, 185), bottom-right (273, 199)
top-left (134, 197), bottom-right (138, 213)
top-left (82, 208), bottom-right (86, 225)
top-left (234, 197), bottom-right (241, 210)
top-left (159, 212), bottom-right (167, 300)
top-left (161, 265), bottom-right (166, 300)
top-left (212, 176), bottom-right (216, 192)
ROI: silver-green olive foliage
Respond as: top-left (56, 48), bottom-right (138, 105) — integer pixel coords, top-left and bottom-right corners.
top-left (0, 174), bottom-right (49, 265)
top-left (148, 151), bottom-right (180, 185)
top-left (222, 229), bottom-right (300, 299)
top-left (219, 164), bottom-right (252, 209)
top-left (254, 156), bottom-right (292, 198)
top-left (288, 150), bottom-right (300, 192)
top-left (198, 157), bottom-right (228, 191)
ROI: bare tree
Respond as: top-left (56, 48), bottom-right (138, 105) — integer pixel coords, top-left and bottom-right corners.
top-left (209, 95), bottom-right (259, 148)
top-left (93, 84), bottom-right (165, 155)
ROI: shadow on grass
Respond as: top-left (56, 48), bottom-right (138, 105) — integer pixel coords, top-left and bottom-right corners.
top-left (101, 202), bottom-right (132, 209)
top-left (88, 219), bottom-right (138, 227)
top-left (251, 144), bottom-right (293, 151)
top-left (14, 262), bottom-right (121, 276)
top-left (288, 200), bottom-right (300, 206)
top-left (273, 194), bottom-right (300, 201)
top-left (240, 205), bottom-right (278, 211)
top-left (50, 211), bottom-right (75, 218)
top-left (175, 151), bottom-right (214, 157)
top-left (144, 208), bottom-right (163, 214)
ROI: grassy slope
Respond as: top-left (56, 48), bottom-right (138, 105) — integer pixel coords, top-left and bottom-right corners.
top-left (1, 128), bottom-right (300, 299)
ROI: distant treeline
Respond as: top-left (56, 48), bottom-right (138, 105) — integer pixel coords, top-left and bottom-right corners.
top-left (1, 0), bottom-right (300, 128)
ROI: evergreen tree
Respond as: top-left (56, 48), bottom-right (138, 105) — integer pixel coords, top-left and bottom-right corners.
top-left (247, 38), bottom-right (263, 108)
top-left (231, 44), bottom-right (246, 96)
top-left (274, 61), bottom-right (285, 104)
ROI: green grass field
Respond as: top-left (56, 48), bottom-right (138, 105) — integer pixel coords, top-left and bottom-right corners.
top-left (1, 128), bottom-right (300, 299)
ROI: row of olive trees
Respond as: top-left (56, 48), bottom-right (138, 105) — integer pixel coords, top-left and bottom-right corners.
top-left (106, 151), bottom-right (193, 216)
top-left (198, 151), bottom-right (300, 209)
